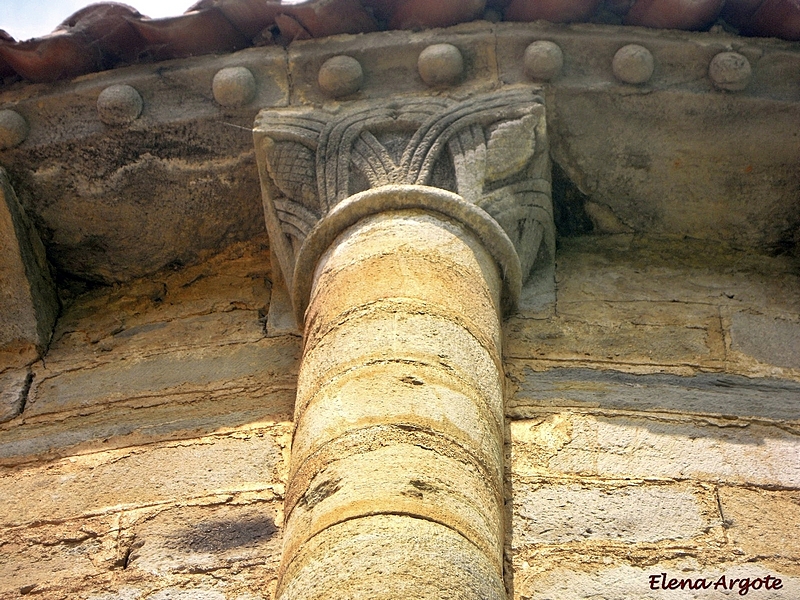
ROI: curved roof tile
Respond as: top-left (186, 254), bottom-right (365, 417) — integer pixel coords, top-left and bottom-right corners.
top-left (0, 0), bottom-right (797, 85)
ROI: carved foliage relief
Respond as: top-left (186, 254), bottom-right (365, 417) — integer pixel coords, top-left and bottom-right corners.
top-left (255, 89), bottom-right (554, 294)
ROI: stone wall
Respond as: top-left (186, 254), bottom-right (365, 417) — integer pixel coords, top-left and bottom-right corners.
top-left (506, 235), bottom-right (800, 599)
top-left (0, 237), bottom-right (297, 600)
top-left (1, 19), bottom-right (798, 600)
top-left (1, 231), bottom-right (797, 599)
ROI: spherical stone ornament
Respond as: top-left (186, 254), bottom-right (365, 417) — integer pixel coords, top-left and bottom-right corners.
top-left (709, 52), bottom-right (751, 92)
top-left (524, 41), bottom-right (564, 81)
top-left (97, 84), bottom-right (143, 126)
top-left (418, 44), bottom-right (464, 87)
top-left (213, 66), bottom-right (257, 107)
top-left (0, 109), bottom-right (29, 149)
top-left (318, 56), bottom-right (364, 98)
top-left (612, 44), bottom-right (655, 84)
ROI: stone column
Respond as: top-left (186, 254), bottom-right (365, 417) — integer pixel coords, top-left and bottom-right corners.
top-left (254, 90), bottom-right (554, 600)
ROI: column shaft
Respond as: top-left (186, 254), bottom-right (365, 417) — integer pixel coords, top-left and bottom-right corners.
top-left (277, 208), bottom-right (506, 600)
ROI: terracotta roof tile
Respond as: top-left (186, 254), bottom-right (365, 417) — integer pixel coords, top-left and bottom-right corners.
top-left (504, 0), bottom-right (602, 22)
top-left (0, 0), bottom-right (797, 85)
top-left (624, 0), bottom-right (727, 30)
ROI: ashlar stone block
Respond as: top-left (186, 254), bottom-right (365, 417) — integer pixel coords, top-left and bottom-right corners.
top-left (0, 167), bottom-right (57, 367)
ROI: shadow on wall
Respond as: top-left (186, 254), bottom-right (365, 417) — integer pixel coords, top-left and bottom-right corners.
top-left (173, 514), bottom-right (279, 553)
top-left (552, 161), bottom-right (594, 239)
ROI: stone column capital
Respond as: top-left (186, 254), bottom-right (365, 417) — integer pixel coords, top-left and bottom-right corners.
top-left (254, 87), bottom-right (554, 320)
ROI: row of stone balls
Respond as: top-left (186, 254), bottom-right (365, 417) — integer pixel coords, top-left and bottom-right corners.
top-left (316, 42), bottom-right (753, 96)
top-left (0, 42), bottom-right (753, 149)
top-left (524, 41), bottom-right (752, 89)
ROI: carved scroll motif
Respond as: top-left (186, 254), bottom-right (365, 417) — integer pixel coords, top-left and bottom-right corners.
top-left (254, 89), bottom-right (554, 303)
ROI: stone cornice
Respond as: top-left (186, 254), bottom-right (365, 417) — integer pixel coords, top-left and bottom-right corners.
top-left (0, 22), bottom-right (796, 286)
top-left (0, 23), bottom-right (797, 143)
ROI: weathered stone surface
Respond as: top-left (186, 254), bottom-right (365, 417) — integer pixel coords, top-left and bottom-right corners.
top-left (147, 591), bottom-right (226, 600)
top-left (556, 298), bottom-right (721, 328)
top-left (26, 336), bottom-right (299, 417)
top-left (0, 168), bottom-right (58, 362)
top-left (510, 413), bottom-right (800, 487)
top-left (287, 25), bottom-right (498, 105)
top-left (0, 431), bottom-right (287, 526)
top-left (495, 23), bottom-right (800, 253)
top-left (0, 109), bottom-right (28, 149)
top-left (0, 48), bottom-right (289, 285)
top-left (548, 90), bottom-right (800, 250)
top-left (265, 282), bottom-right (299, 337)
top-left (284, 443), bottom-right (503, 570)
top-left (50, 310), bottom-right (268, 366)
top-left (0, 515), bottom-right (119, 598)
top-left (509, 235), bottom-right (800, 376)
top-left (718, 487), bottom-right (800, 560)
top-left (0, 368), bottom-right (29, 423)
top-left (0, 23), bottom-right (796, 288)
top-left (86, 586), bottom-right (269, 600)
top-left (417, 43), bottom-right (464, 86)
top-left (612, 43), bottom-right (654, 84)
top-left (278, 515), bottom-right (505, 600)
top-left (127, 502), bottom-right (282, 576)
top-left (729, 311), bottom-right (800, 370)
top-left (523, 40), bottom-right (563, 81)
top-left (507, 367), bottom-right (800, 422)
top-left (213, 67), bottom-right (257, 107)
top-left (86, 589), bottom-right (146, 600)
top-left (496, 22), bottom-right (800, 102)
top-left (81, 576), bottom-right (274, 600)
top-left (0, 387), bottom-right (294, 465)
top-left (34, 149), bottom-right (266, 284)
top-left (504, 317), bottom-right (715, 366)
top-left (317, 55), bottom-right (363, 97)
top-left (290, 361), bottom-right (502, 486)
top-left (96, 84), bottom-right (143, 125)
top-left (147, 590), bottom-right (226, 600)
top-left (512, 481), bottom-right (714, 547)
top-left (709, 51), bottom-right (752, 91)
top-left (554, 236), bottom-right (800, 317)
top-left (0, 20), bottom-right (798, 600)
top-left (48, 236), bottom-right (272, 361)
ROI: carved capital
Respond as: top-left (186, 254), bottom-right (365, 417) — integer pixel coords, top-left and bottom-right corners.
top-left (254, 88), bottom-right (554, 319)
